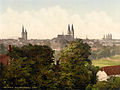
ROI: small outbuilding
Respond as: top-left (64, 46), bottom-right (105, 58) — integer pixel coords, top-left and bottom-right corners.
top-left (97, 65), bottom-right (120, 81)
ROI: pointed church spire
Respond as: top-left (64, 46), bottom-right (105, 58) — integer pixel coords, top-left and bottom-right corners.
top-left (71, 24), bottom-right (74, 31)
top-left (71, 24), bottom-right (74, 39)
top-left (22, 25), bottom-right (24, 32)
top-left (68, 24), bottom-right (70, 31)
top-left (22, 25), bottom-right (24, 39)
top-left (68, 24), bottom-right (71, 35)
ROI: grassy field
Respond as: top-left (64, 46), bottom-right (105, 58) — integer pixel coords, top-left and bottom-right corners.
top-left (92, 55), bottom-right (120, 68)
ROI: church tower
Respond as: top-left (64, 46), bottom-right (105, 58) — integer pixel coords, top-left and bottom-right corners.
top-left (24, 29), bottom-right (27, 40)
top-left (67, 24), bottom-right (71, 35)
top-left (71, 24), bottom-right (74, 39)
top-left (22, 25), bottom-right (24, 39)
top-left (21, 25), bottom-right (27, 40)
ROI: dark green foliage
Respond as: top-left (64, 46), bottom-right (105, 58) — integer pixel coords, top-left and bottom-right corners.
top-left (4, 57), bottom-right (33, 87)
top-left (93, 81), bottom-right (112, 90)
top-left (93, 77), bottom-right (120, 90)
top-left (0, 63), bottom-right (8, 88)
top-left (3, 44), bottom-right (54, 88)
top-left (60, 39), bottom-right (91, 64)
top-left (90, 46), bottom-right (111, 60)
top-left (59, 39), bottom-right (92, 89)
top-left (9, 44), bottom-right (54, 65)
top-left (90, 45), bottom-right (120, 60)
top-left (87, 65), bottom-right (99, 84)
top-left (0, 40), bottom-right (106, 89)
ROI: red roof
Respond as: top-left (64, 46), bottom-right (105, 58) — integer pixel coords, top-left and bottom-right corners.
top-left (101, 65), bottom-right (120, 76)
top-left (0, 54), bottom-right (9, 65)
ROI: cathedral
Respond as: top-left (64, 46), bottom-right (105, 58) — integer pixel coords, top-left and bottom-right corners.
top-left (67, 24), bottom-right (74, 39)
top-left (103, 33), bottom-right (112, 40)
top-left (53, 24), bottom-right (75, 42)
top-left (21, 25), bottom-right (27, 40)
top-left (51, 24), bottom-right (75, 45)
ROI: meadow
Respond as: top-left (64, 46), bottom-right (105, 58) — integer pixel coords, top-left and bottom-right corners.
top-left (92, 55), bottom-right (120, 68)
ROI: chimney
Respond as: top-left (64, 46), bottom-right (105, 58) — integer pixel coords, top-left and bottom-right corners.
top-left (8, 45), bottom-right (11, 52)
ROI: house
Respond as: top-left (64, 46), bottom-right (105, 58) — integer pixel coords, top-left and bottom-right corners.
top-left (97, 65), bottom-right (120, 81)
top-left (0, 54), bottom-right (9, 66)
top-left (0, 45), bottom-right (11, 68)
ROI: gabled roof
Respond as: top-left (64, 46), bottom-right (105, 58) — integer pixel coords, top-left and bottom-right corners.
top-left (101, 65), bottom-right (120, 76)
top-left (0, 54), bottom-right (9, 65)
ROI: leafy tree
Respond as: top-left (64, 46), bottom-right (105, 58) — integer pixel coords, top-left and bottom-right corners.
top-left (5, 44), bottom-right (55, 88)
top-left (93, 81), bottom-right (112, 90)
top-left (0, 63), bottom-right (8, 88)
top-left (108, 76), bottom-right (120, 89)
top-left (93, 77), bottom-right (120, 90)
top-left (59, 39), bottom-right (92, 89)
top-left (90, 45), bottom-right (120, 60)
top-left (60, 39), bottom-right (91, 64)
top-left (87, 65), bottom-right (99, 85)
top-left (4, 57), bottom-right (34, 87)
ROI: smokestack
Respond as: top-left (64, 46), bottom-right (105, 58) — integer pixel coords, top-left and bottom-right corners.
top-left (8, 45), bottom-right (11, 52)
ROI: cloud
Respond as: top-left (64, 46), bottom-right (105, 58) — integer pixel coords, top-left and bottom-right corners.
top-left (0, 6), bottom-right (120, 39)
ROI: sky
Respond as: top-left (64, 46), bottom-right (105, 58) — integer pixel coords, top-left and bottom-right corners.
top-left (0, 0), bottom-right (120, 39)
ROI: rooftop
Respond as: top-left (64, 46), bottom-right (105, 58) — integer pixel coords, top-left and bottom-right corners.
top-left (101, 65), bottom-right (120, 76)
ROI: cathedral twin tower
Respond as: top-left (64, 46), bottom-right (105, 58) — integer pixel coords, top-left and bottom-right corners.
top-left (21, 25), bottom-right (27, 40)
top-left (68, 24), bottom-right (74, 39)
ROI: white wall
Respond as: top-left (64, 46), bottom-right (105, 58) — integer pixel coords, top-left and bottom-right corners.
top-left (97, 71), bottom-right (108, 81)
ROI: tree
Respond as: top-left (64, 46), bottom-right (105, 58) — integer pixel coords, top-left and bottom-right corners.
top-left (60, 39), bottom-right (91, 64)
top-left (59, 39), bottom-right (92, 89)
top-left (4, 57), bottom-right (34, 87)
top-left (0, 63), bottom-right (8, 88)
top-left (5, 44), bottom-right (55, 88)
top-left (93, 81), bottom-right (112, 90)
top-left (108, 76), bottom-right (120, 89)
top-left (93, 77), bottom-right (120, 90)
top-left (87, 65), bottom-right (99, 85)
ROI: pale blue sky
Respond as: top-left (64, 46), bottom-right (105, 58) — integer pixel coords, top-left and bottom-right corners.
top-left (0, 0), bottom-right (120, 12)
top-left (0, 0), bottom-right (120, 39)
top-left (0, 0), bottom-right (120, 21)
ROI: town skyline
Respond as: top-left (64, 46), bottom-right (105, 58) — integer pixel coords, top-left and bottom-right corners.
top-left (0, 0), bottom-right (120, 39)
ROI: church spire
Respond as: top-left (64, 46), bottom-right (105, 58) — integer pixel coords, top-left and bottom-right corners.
top-left (71, 24), bottom-right (74, 31)
top-left (68, 24), bottom-right (70, 31)
top-left (24, 28), bottom-right (27, 40)
top-left (71, 24), bottom-right (74, 39)
top-left (21, 25), bottom-right (27, 40)
top-left (22, 25), bottom-right (24, 39)
top-left (22, 25), bottom-right (24, 33)
top-left (67, 24), bottom-right (71, 35)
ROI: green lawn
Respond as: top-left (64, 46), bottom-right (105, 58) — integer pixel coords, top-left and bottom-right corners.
top-left (92, 55), bottom-right (120, 67)
top-left (109, 55), bottom-right (120, 60)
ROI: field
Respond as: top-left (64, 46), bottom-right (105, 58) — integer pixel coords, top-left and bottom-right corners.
top-left (92, 55), bottom-right (120, 68)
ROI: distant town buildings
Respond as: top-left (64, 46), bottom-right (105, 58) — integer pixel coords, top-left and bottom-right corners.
top-left (1, 24), bottom-right (120, 66)
top-left (1, 24), bottom-right (120, 51)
